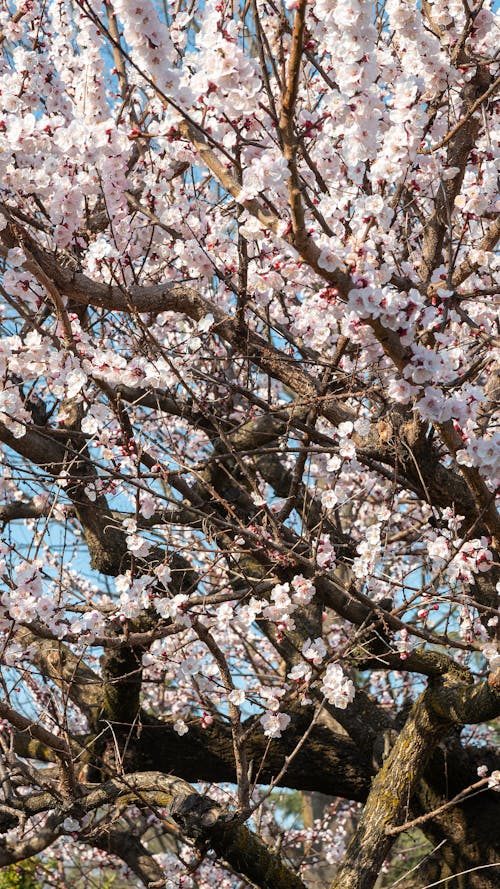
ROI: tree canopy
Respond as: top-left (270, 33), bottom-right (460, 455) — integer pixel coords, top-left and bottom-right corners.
top-left (0, 0), bottom-right (499, 887)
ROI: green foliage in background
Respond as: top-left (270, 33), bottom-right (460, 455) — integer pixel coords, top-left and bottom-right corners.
top-left (0, 860), bottom-right (40, 889)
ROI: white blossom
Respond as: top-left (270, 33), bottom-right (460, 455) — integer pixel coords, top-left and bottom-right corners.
top-left (320, 664), bottom-right (355, 709)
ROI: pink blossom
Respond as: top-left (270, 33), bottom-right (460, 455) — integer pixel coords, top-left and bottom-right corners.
top-left (320, 664), bottom-right (355, 709)
top-left (260, 711), bottom-right (291, 739)
top-left (174, 720), bottom-right (188, 736)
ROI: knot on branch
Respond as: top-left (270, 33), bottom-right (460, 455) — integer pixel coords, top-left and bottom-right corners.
top-left (170, 792), bottom-right (222, 839)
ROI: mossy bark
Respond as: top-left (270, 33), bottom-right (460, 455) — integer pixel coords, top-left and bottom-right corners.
top-left (331, 671), bottom-right (500, 889)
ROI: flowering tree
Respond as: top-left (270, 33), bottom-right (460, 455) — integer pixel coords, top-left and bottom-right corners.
top-left (0, 0), bottom-right (499, 886)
